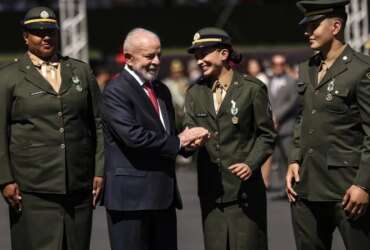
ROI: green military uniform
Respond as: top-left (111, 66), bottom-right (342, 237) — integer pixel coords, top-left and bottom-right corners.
top-left (289, 1), bottom-right (370, 249)
top-left (184, 28), bottom-right (276, 250)
top-left (0, 7), bottom-right (103, 250)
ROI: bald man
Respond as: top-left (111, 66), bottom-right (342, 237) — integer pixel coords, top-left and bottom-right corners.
top-left (101, 28), bottom-right (209, 250)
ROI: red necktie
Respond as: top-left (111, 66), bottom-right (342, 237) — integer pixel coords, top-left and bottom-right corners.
top-left (143, 82), bottom-right (160, 115)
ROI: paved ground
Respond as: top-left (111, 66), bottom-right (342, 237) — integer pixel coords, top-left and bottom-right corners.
top-left (0, 165), bottom-right (345, 250)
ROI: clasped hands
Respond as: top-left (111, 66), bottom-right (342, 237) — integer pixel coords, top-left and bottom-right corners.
top-left (178, 127), bottom-right (210, 150)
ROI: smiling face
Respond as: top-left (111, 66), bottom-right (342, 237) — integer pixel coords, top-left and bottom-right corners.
top-left (24, 29), bottom-right (58, 59)
top-left (193, 46), bottom-right (229, 79)
top-left (125, 35), bottom-right (161, 82)
top-left (304, 17), bottom-right (343, 51)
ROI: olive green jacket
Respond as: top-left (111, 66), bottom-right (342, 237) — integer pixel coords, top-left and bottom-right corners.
top-left (0, 53), bottom-right (104, 194)
top-left (289, 46), bottom-right (370, 201)
top-left (184, 71), bottom-right (276, 203)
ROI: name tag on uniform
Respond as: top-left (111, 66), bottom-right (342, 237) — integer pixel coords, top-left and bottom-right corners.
top-left (30, 91), bottom-right (46, 96)
top-left (195, 113), bottom-right (208, 118)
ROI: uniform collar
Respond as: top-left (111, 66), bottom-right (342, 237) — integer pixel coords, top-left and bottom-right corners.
top-left (27, 51), bottom-right (59, 67)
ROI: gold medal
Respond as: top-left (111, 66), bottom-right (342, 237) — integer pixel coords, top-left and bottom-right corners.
top-left (232, 116), bottom-right (239, 124)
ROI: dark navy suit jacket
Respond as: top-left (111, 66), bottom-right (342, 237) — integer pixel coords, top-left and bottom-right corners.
top-left (102, 69), bottom-right (182, 211)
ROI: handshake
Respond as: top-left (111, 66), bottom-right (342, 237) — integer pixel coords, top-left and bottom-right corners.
top-left (178, 127), bottom-right (211, 150)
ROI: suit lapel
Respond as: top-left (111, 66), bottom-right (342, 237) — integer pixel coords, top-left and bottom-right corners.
top-left (123, 71), bottom-right (162, 123)
top-left (217, 72), bottom-right (242, 117)
top-left (19, 53), bottom-right (55, 94)
top-left (154, 82), bottom-right (171, 132)
top-left (204, 85), bottom-right (217, 119)
top-left (58, 57), bottom-right (74, 94)
top-left (317, 46), bottom-right (351, 89)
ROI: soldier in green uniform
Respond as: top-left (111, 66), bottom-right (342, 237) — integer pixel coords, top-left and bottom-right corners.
top-left (0, 6), bottom-right (104, 250)
top-left (184, 27), bottom-right (276, 250)
top-left (286, 1), bottom-right (370, 249)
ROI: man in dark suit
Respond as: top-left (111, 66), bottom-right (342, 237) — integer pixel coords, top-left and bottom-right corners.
top-left (286, 0), bottom-right (370, 249)
top-left (101, 28), bottom-right (209, 250)
top-left (0, 6), bottom-right (103, 250)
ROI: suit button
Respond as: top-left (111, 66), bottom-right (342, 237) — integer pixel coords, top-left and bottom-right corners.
top-left (59, 128), bottom-right (64, 133)
top-left (308, 129), bottom-right (315, 134)
top-left (57, 112), bottom-right (63, 117)
top-left (60, 144), bottom-right (65, 149)
top-left (311, 109), bottom-right (317, 114)
top-left (308, 148), bottom-right (314, 154)
top-left (241, 193), bottom-right (248, 200)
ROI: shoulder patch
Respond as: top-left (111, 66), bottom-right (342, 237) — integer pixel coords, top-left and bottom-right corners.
top-left (0, 58), bottom-right (19, 70)
top-left (242, 73), bottom-right (265, 88)
top-left (353, 52), bottom-right (370, 66)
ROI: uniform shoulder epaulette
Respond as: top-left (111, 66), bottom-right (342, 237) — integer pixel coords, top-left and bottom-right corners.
top-left (61, 55), bottom-right (87, 66)
top-left (187, 82), bottom-right (196, 90)
top-left (242, 73), bottom-right (265, 88)
top-left (0, 58), bottom-right (19, 70)
top-left (352, 52), bottom-right (370, 66)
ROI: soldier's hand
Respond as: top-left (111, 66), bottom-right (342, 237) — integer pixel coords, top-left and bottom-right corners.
top-left (286, 163), bottom-right (300, 203)
top-left (342, 185), bottom-right (369, 220)
top-left (2, 182), bottom-right (22, 211)
top-left (228, 163), bottom-right (252, 181)
top-left (92, 177), bottom-right (104, 208)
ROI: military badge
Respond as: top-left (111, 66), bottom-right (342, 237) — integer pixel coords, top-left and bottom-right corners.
top-left (326, 93), bottom-right (333, 101)
top-left (193, 32), bottom-right (200, 42)
top-left (75, 85), bottom-right (83, 92)
top-left (40, 10), bottom-right (49, 19)
top-left (72, 75), bottom-right (80, 84)
top-left (327, 80), bottom-right (335, 92)
top-left (367, 72), bottom-right (370, 80)
top-left (230, 100), bottom-right (239, 124)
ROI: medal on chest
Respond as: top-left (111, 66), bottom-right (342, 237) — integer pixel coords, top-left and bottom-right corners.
top-left (230, 100), bottom-right (239, 124)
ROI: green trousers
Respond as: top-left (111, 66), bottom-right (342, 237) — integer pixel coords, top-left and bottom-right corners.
top-left (291, 199), bottom-right (370, 250)
top-left (9, 191), bottom-right (93, 250)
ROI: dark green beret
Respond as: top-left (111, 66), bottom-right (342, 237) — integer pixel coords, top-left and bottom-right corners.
top-left (188, 27), bottom-right (232, 54)
top-left (22, 6), bottom-right (59, 30)
top-left (296, 0), bottom-right (349, 25)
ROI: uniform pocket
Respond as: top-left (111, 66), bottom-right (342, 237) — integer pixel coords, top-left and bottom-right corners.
top-left (324, 87), bottom-right (350, 114)
top-left (326, 148), bottom-right (360, 168)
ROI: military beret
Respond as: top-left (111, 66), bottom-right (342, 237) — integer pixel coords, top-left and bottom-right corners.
top-left (22, 6), bottom-right (59, 30)
top-left (296, 0), bottom-right (349, 25)
top-left (188, 27), bottom-right (232, 54)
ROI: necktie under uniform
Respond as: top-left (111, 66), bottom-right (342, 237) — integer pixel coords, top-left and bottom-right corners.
top-left (212, 80), bottom-right (227, 113)
top-left (318, 61), bottom-right (328, 84)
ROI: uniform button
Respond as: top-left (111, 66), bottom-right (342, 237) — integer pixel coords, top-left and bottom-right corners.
top-left (216, 144), bottom-right (220, 150)
top-left (311, 109), bottom-right (317, 114)
top-left (314, 90), bottom-right (319, 95)
top-left (308, 148), bottom-right (314, 154)
top-left (216, 158), bottom-right (221, 162)
top-left (57, 95), bottom-right (61, 99)
top-left (308, 129), bottom-right (315, 134)
top-left (59, 128), bottom-right (64, 133)
top-left (214, 131), bottom-right (219, 136)
top-left (57, 112), bottom-right (63, 117)
top-left (60, 144), bottom-right (65, 149)
top-left (344, 160), bottom-right (349, 165)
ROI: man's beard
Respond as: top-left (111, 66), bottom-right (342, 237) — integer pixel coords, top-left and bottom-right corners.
top-left (137, 66), bottom-right (159, 82)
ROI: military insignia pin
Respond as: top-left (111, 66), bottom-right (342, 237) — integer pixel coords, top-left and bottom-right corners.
top-left (193, 32), bottom-right (200, 41)
top-left (72, 75), bottom-right (80, 84)
top-left (230, 100), bottom-right (239, 124)
top-left (327, 80), bottom-right (335, 92)
top-left (367, 72), bottom-right (370, 80)
top-left (326, 93), bottom-right (333, 101)
top-left (75, 85), bottom-right (83, 92)
top-left (40, 11), bottom-right (49, 19)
